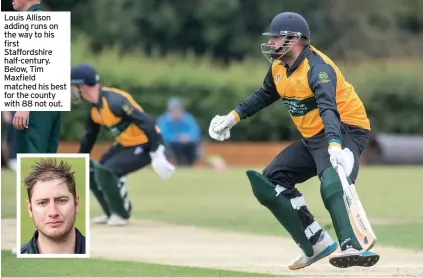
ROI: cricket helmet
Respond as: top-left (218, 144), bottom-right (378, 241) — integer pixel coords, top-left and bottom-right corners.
top-left (70, 63), bottom-right (100, 103)
top-left (71, 63), bottom-right (99, 86)
top-left (261, 12), bottom-right (310, 63)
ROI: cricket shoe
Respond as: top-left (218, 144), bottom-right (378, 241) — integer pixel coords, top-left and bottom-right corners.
top-left (107, 213), bottom-right (130, 226)
top-left (288, 231), bottom-right (338, 270)
top-left (329, 248), bottom-right (380, 268)
top-left (92, 214), bottom-right (109, 224)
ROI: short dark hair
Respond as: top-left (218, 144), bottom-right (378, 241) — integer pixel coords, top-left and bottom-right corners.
top-left (24, 158), bottom-right (76, 202)
top-left (299, 37), bottom-right (310, 47)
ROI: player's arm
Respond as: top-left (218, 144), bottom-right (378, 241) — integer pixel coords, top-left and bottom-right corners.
top-left (231, 65), bottom-right (281, 122)
top-left (308, 64), bottom-right (342, 147)
top-left (79, 110), bottom-right (101, 153)
top-left (110, 97), bottom-right (162, 152)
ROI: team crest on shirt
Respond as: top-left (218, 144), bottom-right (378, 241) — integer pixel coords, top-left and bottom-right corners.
top-left (122, 104), bottom-right (134, 115)
top-left (318, 72), bottom-right (330, 84)
top-left (294, 80), bottom-right (302, 89)
top-left (275, 74), bottom-right (281, 84)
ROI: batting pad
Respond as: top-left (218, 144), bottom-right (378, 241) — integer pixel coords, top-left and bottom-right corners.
top-left (89, 160), bottom-right (112, 216)
top-left (320, 167), bottom-right (362, 250)
top-left (246, 170), bottom-right (314, 257)
top-left (94, 164), bottom-right (130, 219)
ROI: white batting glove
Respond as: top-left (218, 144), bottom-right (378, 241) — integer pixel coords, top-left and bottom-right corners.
top-left (149, 145), bottom-right (175, 180)
top-left (328, 145), bottom-right (354, 176)
top-left (208, 113), bottom-right (237, 141)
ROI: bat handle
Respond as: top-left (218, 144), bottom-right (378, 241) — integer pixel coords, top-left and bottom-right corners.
top-left (336, 165), bottom-right (350, 190)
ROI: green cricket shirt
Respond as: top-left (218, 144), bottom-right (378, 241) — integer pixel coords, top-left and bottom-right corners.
top-left (26, 4), bottom-right (43, 11)
top-left (20, 227), bottom-right (86, 254)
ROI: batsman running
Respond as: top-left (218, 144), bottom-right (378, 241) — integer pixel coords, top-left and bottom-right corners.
top-left (208, 12), bottom-right (379, 270)
top-left (71, 64), bottom-right (175, 226)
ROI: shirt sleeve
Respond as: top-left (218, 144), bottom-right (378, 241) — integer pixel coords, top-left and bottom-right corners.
top-left (79, 110), bottom-right (101, 154)
top-left (109, 97), bottom-right (162, 152)
top-left (231, 65), bottom-right (281, 122)
top-left (308, 63), bottom-right (342, 147)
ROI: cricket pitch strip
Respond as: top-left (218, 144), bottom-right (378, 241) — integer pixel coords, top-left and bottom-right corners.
top-left (2, 219), bottom-right (423, 277)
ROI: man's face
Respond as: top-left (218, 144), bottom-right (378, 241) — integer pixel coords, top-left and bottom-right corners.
top-left (27, 179), bottom-right (79, 240)
top-left (267, 36), bottom-right (293, 59)
top-left (71, 84), bottom-right (92, 103)
top-left (12, 0), bottom-right (27, 11)
top-left (169, 108), bottom-right (182, 120)
top-left (71, 85), bottom-right (83, 102)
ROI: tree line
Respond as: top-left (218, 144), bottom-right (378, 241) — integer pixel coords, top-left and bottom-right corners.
top-left (3, 0), bottom-right (423, 63)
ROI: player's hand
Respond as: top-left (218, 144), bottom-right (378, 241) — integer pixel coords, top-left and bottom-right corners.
top-left (208, 115), bottom-right (229, 141)
top-left (13, 111), bottom-right (29, 130)
top-left (328, 145), bottom-right (354, 176)
top-left (2, 111), bottom-right (12, 123)
top-left (208, 113), bottom-right (237, 141)
top-left (149, 145), bottom-right (175, 180)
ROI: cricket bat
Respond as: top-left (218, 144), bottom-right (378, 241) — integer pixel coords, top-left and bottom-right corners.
top-left (337, 165), bottom-right (377, 251)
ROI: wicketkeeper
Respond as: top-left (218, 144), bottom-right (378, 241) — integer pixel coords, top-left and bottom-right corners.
top-left (209, 12), bottom-right (379, 270)
top-left (71, 64), bottom-right (175, 226)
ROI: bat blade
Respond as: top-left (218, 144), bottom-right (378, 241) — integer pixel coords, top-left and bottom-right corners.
top-left (338, 166), bottom-right (377, 251)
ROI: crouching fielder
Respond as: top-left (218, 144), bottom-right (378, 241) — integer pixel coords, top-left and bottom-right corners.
top-left (71, 64), bottom-right (175, 226)
top-left (209, 12), bottom-right (379, 270)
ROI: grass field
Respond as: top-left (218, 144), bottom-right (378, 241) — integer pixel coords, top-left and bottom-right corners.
top-left (1, 250), bottom-right (273, 277)
top-left (18, 157), bottom-right (87, 244)
top-left (2, 165), bottom-right (423, 277)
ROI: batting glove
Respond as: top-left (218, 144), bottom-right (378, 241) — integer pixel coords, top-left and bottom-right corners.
top-left (208, 113), bottom-right (237, 142)
top-left (328, 145), bottom-right (354, 177)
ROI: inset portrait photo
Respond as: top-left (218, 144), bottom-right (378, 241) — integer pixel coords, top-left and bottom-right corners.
top-left (16, 154), bottom-right (90, 258)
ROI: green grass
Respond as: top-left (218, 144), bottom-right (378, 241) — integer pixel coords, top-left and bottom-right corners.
top-left (2, 165), bottom-right (422, 277)
top-left (17, 157), bottom-right (87, 244)
top-left (1, 251), bottom-right (275, 277)
top-left (3, 166), bottom-right (423, 250)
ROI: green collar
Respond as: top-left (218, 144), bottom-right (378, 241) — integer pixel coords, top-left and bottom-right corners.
top-left (27, 4), bottom-right (43, 11)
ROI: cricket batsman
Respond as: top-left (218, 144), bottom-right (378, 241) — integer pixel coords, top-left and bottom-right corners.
top-left (208, 12), bottom-right (379, 270)
top-left (12, 0), bottom-right (61, 154)
top-left (71, 63), bottom-right (175, 226)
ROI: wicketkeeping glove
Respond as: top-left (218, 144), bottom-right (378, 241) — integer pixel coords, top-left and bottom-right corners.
top-left (149, 145), bottom-right (175, 180)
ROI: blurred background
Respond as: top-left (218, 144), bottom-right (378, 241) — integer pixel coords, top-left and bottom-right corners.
top-left (2, 0), bottom-right (423, 169)
top-left (1, 2), bottom-right (423, 275)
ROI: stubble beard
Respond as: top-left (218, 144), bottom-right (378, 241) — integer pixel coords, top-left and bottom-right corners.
top-left (278, 48), bottom-right (294, 64)
top-left (37, 211), bottom-right (76, 242)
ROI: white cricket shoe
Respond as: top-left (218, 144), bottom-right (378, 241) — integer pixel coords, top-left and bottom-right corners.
top-left (329, 248), bottom-right (380, 268)
top-left (288, 231), bottom-right (338, 270)
top-left (93, 214), bottom-right (109, 224)
top-left (107, 213), bottom-right (129, 226)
